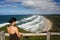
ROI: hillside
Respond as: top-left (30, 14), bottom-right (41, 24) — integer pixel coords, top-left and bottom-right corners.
top-left (45, 15), bottom-right (60, 32)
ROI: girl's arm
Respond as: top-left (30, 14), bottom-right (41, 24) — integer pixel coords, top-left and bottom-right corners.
top-left (15, 27), bottom-right (20, 37)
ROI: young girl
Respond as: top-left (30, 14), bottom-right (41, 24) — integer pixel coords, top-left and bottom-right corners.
top-left (7, 17), bottom-right (23, 40)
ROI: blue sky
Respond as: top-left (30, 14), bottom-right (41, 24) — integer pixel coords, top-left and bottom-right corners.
top-left (0, 0), bottom-right (60, 15)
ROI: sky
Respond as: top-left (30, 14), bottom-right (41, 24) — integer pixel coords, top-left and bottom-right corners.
top-left (0, 0), bottom-right (60, 15)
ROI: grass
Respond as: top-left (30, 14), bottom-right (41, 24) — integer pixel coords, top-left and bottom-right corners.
top-left (50, 35), bottom-right (60, 40)
top-left (5, 35), bottom-right (60, 40)
top-left (5, 36), bottom-right (46, 40)
top-left (45, 15), bottom-right (60, 32)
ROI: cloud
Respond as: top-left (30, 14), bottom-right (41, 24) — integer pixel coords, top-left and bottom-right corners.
top-left (21, 0), bottom-right (59, 10)
top-left (5, 0), bottom-right (60, 14)
top-left (1, 0), bottom-right (60, 14)
top-left (5, 0), bottom-right (22, 2)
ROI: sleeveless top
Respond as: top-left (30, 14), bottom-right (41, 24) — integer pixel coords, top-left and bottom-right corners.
top-left (8, 24), bottom-right (20, 40)
top-left (9, 33), bottom-right (20, 40)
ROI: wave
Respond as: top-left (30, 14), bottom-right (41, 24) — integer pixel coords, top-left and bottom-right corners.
top-left (17, 15), bottom-right (52, 33)
top-left (0, 23), bottom-right (9, 28)
top-left (0, 21), bottom-right (19, 28)
top-left (20, 15), bottom-right (37, 22)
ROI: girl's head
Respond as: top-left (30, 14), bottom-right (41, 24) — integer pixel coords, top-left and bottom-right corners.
top-left (9, 17), bottom-right (16, 24)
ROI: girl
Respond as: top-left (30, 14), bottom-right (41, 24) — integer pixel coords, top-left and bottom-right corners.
top-left (7, 17), bottom-right (23, 40)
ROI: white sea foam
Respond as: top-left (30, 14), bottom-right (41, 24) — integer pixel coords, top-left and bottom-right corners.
top-left (0, 21), bottom-right (19, 28)
top-left (0, 23), bottom-right (9, 28)
top-left (21, 15), bottom-right (37, 22)
top-left (17, 15), bottom-right (52, 32)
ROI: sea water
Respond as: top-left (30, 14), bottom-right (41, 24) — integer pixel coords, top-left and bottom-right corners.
top-left (0, 15), bottom-right (49, 33)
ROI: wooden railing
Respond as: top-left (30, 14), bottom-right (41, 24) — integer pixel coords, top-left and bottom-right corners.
top-left (0, 31), bottom-right (5, 40)
top-left (0, 31), bottom-right (60, 40)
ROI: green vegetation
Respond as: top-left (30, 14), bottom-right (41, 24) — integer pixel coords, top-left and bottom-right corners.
top-left (51, 35), bottom-right (60, 40)
top-left (0, 25), bottom-right (30, 33)
top-left (45, 15), bottom-right (60, 32)
top-left (0, 25), bottom-right (47, 40)
top-left (5, 36), bottom-right (46, 40)
top-left (0, 15), bottom-right (60, 40)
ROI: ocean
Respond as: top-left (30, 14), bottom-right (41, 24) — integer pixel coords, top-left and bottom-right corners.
top-left (0, 15), bottom-right (31, 24)
top-left (0, 15), bottom-right (50, 33)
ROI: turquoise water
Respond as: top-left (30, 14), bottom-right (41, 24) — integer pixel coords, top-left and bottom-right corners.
top-left (0, 15), bottom-right (31, 24)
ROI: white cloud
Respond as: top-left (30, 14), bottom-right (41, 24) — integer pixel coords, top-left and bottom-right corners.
top-left (21, 0), bottom-right (60, 14)
top-left (5, 0), bottom-right (21, 2)
top-left (0, 5), bottom-right (3, 8)
top-left (22, 1), bottom-right (34, 6)
top-left (4, 0), bottom-right (60, 14)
